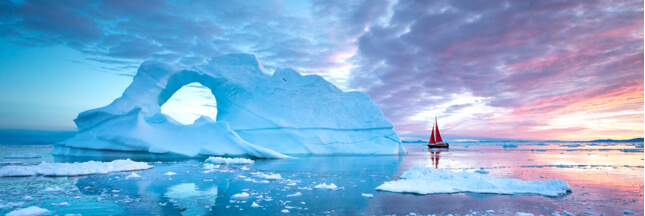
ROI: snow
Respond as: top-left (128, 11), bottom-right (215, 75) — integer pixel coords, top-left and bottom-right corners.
top-left (205, 157), bottom-right (254, 165)
top-left (314, 183), bottom-right (339, 190)
top-left (361, 193), bottom-right (374, 198)
top-left (0, 159), bottom-right (152, 177)
top-left (376, 166), bottom-right (572, 196)
top-left (4, 153), bottom-right (40, 159)
top-left (6, 206), bottom-right (50, 216)
top-left (125, 172), bottom-right (141, 179)
top-left (55, 54), bottom-right (405, 158)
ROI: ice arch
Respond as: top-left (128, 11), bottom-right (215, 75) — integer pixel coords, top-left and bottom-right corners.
top-left (54, 54), bottom-right (406, 158)
top-left (160, 83), bottom-right (218, 125)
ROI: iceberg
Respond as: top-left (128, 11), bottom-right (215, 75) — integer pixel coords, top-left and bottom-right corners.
top-left (54, 54), bottom-right (405, 158)
top-left (376, 166), bottom-right (572, 196)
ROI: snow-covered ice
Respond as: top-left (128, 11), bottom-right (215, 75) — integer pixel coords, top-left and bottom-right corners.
top-left (54, 54), bottom-right (405, 158)
top-left (0, 159), bottom-right (152, 177)
top-left (376, 166), bottom-right (572, 196)
top-left (206, 157), bottom-right (254, 165)
top-left (6, 206), bottom-right (50, 216)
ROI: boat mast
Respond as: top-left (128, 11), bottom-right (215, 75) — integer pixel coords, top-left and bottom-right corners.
top-left (429, 121), bottom-right (436, 144)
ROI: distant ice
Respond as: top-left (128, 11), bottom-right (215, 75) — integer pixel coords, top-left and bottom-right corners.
top-left (376, 166), bottom-right (572, 196)
top-left (361, 193), bottom-right (374, 198)
top-left (164, 172), bottom-right (177, 176)
top-left (206, 157), bottom-right (254, 165)
top-left (50, 202), bottom-right (69, 206)
top-left (0, 159), bottom-right (152, 177)
top-left (42, 187), bottom-right (62, 192)
top-left (502, 143), bottom-right (518, 148)
top-left (6, 206), bottom-right (50, 216)
top-left (4, 153), bottom-right (40, 159)
top-left (515, 213), bottom-right (533, 216)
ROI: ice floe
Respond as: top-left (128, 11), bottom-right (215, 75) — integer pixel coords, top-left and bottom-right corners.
top-left (314, 183), bottom-right (340, 190)
top-left (6, 206), bottom-right (50, 216)
top-left (0, 159), bottom-right (152, 177)
top-left (205, 157), bottom-right (254, 165)
top-left (376, 166), bottom-right (572, 196)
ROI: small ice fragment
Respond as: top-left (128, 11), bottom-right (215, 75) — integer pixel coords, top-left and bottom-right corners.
top-left (582, 212), bottom-right (601, 215)
top-left (6, 206), bottom-right (50, 216)
top-left (24, 196), bottom-right (32, 200)
top-left (474, 168), bottom-right (489, 174)
top-left (251, 202), bottom-right (261, 208)
top-left (361, 193), bottom-right (374, 198)
top-left (314, 183), bottom-right (339, 190)
top-left (251, 172), bottom-right (282, 180)
top-left (515, 213), bottom-right (534, 216)
top-left (43, 187), bottom-right (62, 192)
top-left (51, 202), bottom-right (70, 206)
top-left (624, 210), bottom-right (635, 214)
top-left (287, 192), bottom-right (302, 197)
top-left (281, 209), bottom-right (290, 214)
top-left (486, 210), bottom-right (494, 213)
top-left (125, 173), bottom-right (141, 179)
top-left (231, 192), bottom-right (250, 199)
top-left (562, 211), bottom-right (574, 216)
top-left (164, 172), bottom-right (177, 176)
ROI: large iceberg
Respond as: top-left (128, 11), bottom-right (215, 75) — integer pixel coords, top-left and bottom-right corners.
top-left (54, 54), bottom-right (405, 158)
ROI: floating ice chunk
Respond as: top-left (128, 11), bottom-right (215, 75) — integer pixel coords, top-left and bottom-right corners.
top-left (376, 166), bottom-right (572, 196)
top-left (51, 202), bottom-right (69, 206)
top-left (515, 213), bottom-right (533, 216)
top-left (251, 172), bottom-right (282, 180)
top-left (281, 209), bottom-right (290, 214)
top-left (562, 211), bottom-right (574, 216)
top-left (314, 183), bottom-right (339, 190)
top-left (361, 193), bottom-right (374, 198)
top-left (486, 210), bottom-right (494, 213)
top-left (624, 210), bottom-right (635, 214)
top-left (43, 187), bottom-right (62, 192)
top-left (286, 192), bottom-right (302, 197)
top-left (582, 211), bottom-right (601, 215)
top-left (474, 168), bottom-right (489, 174)
top-left (4, 153), bottom-right (40, 159)
top-left (0, 202), bottom-right (24, 209)
top-left (0, 159), bottom-right (152, 177)
top-left (6, 206), bottom-right (50, 216)
top-left (251, 202), bottom-right (261, 208)
top-left (164, 172), bottom-right (177, 176)
top-left (231, 192), bottom-right (250, 199)
top-left (125, 173), bottom-right (141, 179)
top-left (24, 196), bottom-right (32, 200)
top-left (206, 157), bottom-right (254, 165)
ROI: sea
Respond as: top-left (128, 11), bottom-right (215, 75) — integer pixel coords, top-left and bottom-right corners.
top-left (0, 141), bottom-right (642, 215)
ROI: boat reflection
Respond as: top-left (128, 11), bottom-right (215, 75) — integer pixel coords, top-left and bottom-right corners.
top-left (428, 148), bottom-right (447, 169)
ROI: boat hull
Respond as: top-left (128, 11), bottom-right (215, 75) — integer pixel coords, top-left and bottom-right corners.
top-left (428, 143), bottom-right (449, 148)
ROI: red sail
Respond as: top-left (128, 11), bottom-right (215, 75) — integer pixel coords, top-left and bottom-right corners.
top-left (429, 123), bottom-right (436, 144)
top-left (435, 117), bottom-right (444, 143)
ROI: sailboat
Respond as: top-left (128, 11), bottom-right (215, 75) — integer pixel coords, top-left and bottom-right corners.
top-left (428, 117), bottom-right (449, 148)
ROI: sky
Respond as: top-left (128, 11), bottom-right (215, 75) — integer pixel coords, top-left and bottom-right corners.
top-left (0, 0), bottom-right (642, 141)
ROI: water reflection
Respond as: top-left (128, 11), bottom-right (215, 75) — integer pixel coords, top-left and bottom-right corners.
top-left (428, 148), bottom-right (447, 169)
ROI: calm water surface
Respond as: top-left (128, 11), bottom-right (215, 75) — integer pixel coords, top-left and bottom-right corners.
top-left (0, 142), bottom-right (642, 215)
